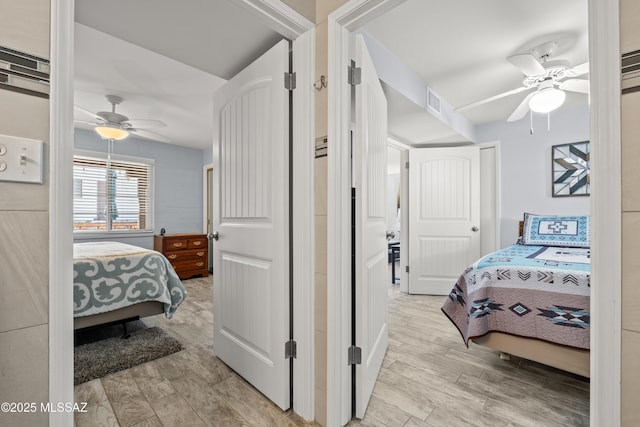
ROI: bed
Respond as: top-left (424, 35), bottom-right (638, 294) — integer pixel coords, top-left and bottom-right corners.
top-left (73, 241), bottom-right (187, 330)
top-left (441, 213), bottom-right (590, 377)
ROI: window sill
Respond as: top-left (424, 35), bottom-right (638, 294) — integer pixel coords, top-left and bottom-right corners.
top-left (73, 230), bottom-right (155, 240)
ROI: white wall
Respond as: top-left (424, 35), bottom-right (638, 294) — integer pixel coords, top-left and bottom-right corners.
top-left (203, 145), bottom-right (213, 166)
top-left (476, 105), bottom-right (591, 248)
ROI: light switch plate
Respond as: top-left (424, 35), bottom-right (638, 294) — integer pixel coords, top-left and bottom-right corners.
top-left (0, 134), bottom-right (44, 184)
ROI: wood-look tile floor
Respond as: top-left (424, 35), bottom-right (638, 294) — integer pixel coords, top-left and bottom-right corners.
top-left (75, 272), bottom-right (589, 427)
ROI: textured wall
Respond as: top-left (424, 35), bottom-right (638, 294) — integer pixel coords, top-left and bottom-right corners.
top-left (620, 1), bottom-right (640, 424)
top-left (0, 0), bottom-right (50, 425)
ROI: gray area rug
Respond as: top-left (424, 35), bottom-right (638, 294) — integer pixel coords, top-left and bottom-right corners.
top-left (74, 326), bottom-right (183, 385)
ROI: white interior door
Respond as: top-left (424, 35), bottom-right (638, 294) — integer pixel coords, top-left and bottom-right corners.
top-left (408, 146), bottom-right (480, 295)
top-left (353, 34), bottom-right (389, 418)
top-left (212, 39), bottom-right (290, 410)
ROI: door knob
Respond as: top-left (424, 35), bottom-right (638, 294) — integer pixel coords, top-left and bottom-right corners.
top-left (211, 232), bottom-right (219, 241)
top-left (471, 226), bottom-right (479, 232)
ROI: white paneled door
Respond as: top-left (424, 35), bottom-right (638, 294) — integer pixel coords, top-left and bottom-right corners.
top-left (408, 146), bottom-right (480, 295)
top-left (212, 40), bottom-right (290, 410)
top-left (353, 34), bottom-right (389, 418)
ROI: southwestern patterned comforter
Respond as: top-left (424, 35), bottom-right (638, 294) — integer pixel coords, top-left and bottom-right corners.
top-left (441, 244), bottom-right (590, 349)
top-left (73, 242), bottom-right (187, 319)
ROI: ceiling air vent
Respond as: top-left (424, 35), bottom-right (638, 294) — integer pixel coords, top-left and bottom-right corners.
top-left (427, 88), bottom-right (441, 114)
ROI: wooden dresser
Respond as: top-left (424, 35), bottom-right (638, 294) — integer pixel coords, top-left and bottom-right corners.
top-left (154, 233), bottom-right (208, 280)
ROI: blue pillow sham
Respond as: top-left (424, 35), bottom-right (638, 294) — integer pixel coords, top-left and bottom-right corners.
top-left (521, 213), bottom-right (590, 248)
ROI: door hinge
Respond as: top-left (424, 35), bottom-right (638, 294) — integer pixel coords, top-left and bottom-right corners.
top-left (348, 345), bottom-right (362, 365)
top-left (405, 161), bottom-right (409, 169)
top-left (406, 265), bottom-right (410, 273)
top-left (285, 339), bottom-right (297, 359)
top-left (348, 65), bottom-right (361, 86)
top-left (284, 72), bottom-right (296, 90)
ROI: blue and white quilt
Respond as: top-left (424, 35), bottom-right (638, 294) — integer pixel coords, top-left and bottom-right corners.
top-left (73, 242), bottom-right (187, 319)
top-left (441, 244), bottom-right (590, 349)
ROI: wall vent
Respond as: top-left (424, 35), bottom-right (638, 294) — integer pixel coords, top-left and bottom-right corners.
top-left (427, 88), bottom-right (441, 114)
top-left (622, 50), bottom-right (640, 94)
top-left (0, 45), bottom-right (49, 99)
top-left (622, 49), bottom-right (640, 76)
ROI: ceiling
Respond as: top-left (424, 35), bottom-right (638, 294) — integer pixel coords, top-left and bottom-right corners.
top-left (73, 0), bottom-right (589, 149)
top-left (363, 0), bottom-right (589, 144)
top-left (74, 0), bottom-right (284, 149)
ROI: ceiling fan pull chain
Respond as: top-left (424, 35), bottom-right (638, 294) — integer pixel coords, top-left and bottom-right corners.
top-left (530, 110), bottom-right (534, 134)
top-left (107, 138), bottom-right (113, 168)
top-left (547, 112), bottom-right (551, 131)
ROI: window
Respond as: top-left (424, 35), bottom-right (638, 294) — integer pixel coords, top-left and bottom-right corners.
top-left (73, 152), bottom-right (154, 232)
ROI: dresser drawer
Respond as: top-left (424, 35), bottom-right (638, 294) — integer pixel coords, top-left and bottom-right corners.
top-left (164, 248), bottom-right (207, 263)
top-left (173, 259), bottom-right (207, 272)
top-left (187, 237), bottom-right (207, 249)
top-left (163, 238), bottom-right (188, 251)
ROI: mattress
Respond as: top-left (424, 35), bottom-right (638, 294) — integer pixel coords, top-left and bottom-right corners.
top-left (73, 241), bottom-right (187, 319)
top-left (441, 244), bottom-right (590, 349)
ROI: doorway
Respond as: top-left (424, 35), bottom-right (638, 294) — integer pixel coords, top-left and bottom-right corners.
top-left (386, 144), bottom-right (403, 298)
top-left (50, 3), bottom-right (316, 424)
top-left (326, 0), bottom-right (615, 425)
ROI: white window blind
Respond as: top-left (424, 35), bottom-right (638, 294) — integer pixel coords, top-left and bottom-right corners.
top-left (73, 154), bottom-right (153, 232)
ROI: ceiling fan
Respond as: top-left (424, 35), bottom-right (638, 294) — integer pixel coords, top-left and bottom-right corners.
top-left (456, 41), bottom-right (589, 122)
top-left (74, 95), bottom-right (170, 142)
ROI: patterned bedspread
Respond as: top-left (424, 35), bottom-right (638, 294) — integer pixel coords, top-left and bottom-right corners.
top-left (73, 242), bottom-right (187, 319)
top-left (441, 244), bottom-right (590, 349)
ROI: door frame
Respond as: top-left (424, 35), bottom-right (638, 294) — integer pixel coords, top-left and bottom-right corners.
top-left (203, 163), bottom-right (213, 235)
top-left (48, 1), bottom-right (315, 425)
top-left (203, 164), bottom-right (214, 272)
top-left (327, 1), bottom-right (620, 426)
top-left (327, 1), bottom-right (407, 424)
top-left (387, 137), bottom-right (410, 293)
top-left (478, 141), bottom-right (500, 255)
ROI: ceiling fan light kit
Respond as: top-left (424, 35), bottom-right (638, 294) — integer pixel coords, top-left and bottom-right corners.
top-left (529, 84), bottom-right (566, 114)
top-left (454, 39), bottom-right (589, 124)
top-left (74, 94), bottom-right (170, 143)
top-left (95, 125), bottom-right (129, 140)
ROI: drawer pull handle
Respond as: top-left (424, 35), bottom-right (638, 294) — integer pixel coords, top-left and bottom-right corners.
top-left (197, 251), bottom-right (205, 256)
top-left (196, 262), bottom-right (204, 267)
top-left (173, 242), bottom-right (183, 248)
top-left (193, 241), bottom-right (202, 246)
top-left (168, 254), bottom-right (177, 260)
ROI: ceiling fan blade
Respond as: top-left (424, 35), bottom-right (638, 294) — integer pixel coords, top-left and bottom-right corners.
top-left (125, 119), bottom-right (167, 129)
top-left (559, 79), bottom-right (589, 94)
top-left (455, 86), bottom-right (532, 112)
top-left (507, 92), bottom-right (536, 122)
top-left (73, 119), bottom-right (100, 127)
top-left (566, 61), bottom-right (589, 77)
top-left (129, 128), bottom-right (171, 143)
top-left (74, 105), bottom-right (103, 122)
top-left (507, 54), bottom-right (545, 76)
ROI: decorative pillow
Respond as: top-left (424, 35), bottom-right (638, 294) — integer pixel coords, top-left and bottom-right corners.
top-left (521, 213), bottom-right (590, 248)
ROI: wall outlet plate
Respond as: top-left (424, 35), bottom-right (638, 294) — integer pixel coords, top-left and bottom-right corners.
top-left (0, 134), bottom-right (44, 184)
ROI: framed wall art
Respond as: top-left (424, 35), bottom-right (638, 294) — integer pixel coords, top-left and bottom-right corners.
top-left (552, 141), bottom-right (590, 197)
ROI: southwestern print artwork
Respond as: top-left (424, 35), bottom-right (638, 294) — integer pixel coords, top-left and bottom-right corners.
top-left (552, 141), bottom-right (590, 197)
